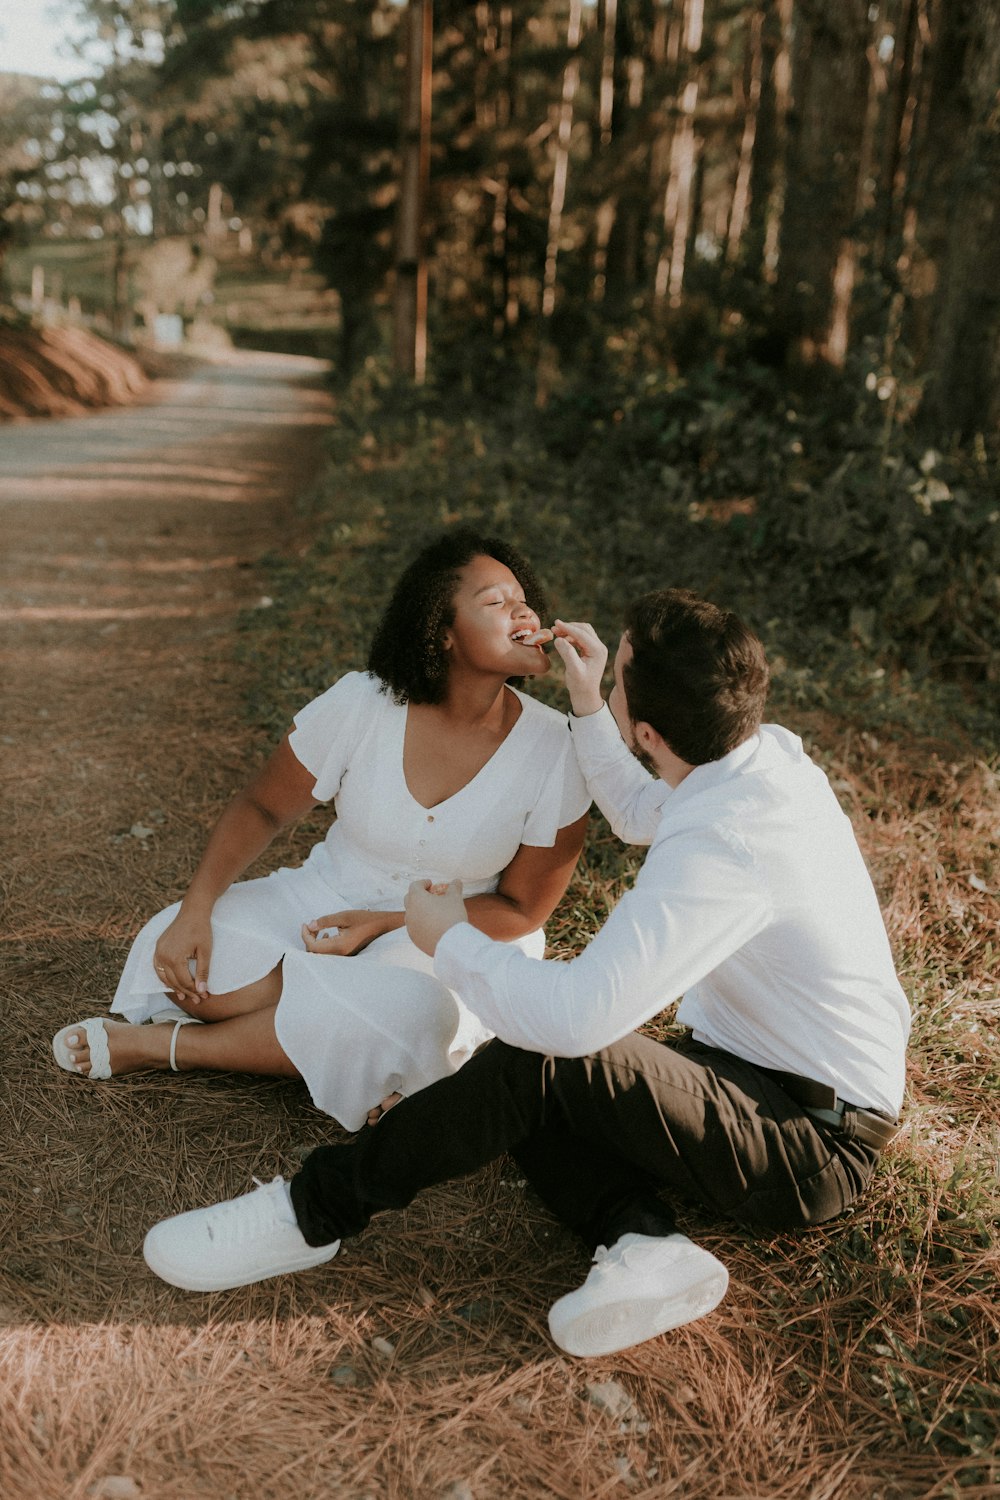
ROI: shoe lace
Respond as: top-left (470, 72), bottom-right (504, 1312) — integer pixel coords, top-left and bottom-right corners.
top-left (203, 1176), bottom-right (293, 1245)
top-left (595, 1241), bottom-right (634, 1265)
top-left (587, 1236), bottom-right (656, 1284)
top-left (588, 1241), bottom-right (629, 1283)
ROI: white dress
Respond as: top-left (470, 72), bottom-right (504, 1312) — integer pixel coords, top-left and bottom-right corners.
top-left (111, 671), bottom-right (590, 1129)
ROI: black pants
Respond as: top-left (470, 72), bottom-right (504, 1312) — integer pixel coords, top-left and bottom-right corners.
top-left (291, 1034), bottom-right (879, 1252)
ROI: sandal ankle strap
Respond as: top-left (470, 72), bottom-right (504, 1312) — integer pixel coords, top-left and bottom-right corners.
top-left (169, 1020), bottom-right (184, 1073)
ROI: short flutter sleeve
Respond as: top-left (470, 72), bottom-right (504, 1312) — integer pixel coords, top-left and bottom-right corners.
top-left (287, 671), bottom-right (380, 803)
top-left (519, 708), bottom-right (591, 847)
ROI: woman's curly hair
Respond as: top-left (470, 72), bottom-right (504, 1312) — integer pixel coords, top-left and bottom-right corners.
top-left (368, 529), bottom-right (549, 704)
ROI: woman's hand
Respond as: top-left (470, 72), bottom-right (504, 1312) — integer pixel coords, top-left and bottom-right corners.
top-left (301, 909), bottom-right (403, 957)
top-left (154, 910), bottom-right (213, 1003)
top-left (551, 620), bottom-right (610, 716)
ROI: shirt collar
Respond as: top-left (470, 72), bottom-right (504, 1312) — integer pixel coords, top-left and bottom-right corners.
top-left (662, 732), bottom-right (762, 812)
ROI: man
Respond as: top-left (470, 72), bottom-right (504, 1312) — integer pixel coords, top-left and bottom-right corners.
top-left (144, 590), bottom-right (909, 1358)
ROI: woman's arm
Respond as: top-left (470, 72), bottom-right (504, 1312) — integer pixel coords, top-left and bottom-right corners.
top-left (464, 812), bottom-right (589, 942)
top-left (155, 735), bottom-right (318, 1000)
top-left (302, 812), bottom-right (590, 959)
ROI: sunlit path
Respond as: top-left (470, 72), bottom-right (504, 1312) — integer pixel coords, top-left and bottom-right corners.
top-left (0, 347), bottom-right (333, 943)
top-left (0, 349), bottom-right (332, 486)
top-left (0, 350), bottom-right (331, 634)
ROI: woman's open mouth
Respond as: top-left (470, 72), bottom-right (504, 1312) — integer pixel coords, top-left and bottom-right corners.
top-left (510, 627), bottom-right (554, 649)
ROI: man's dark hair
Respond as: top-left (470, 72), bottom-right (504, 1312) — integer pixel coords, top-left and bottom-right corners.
top-left (622, 589), bottom-right (769, 765)
top-left (368, 529), bottom-right (549, 704)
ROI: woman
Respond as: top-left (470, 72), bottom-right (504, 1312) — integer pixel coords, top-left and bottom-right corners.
top-left (52, 530), bottom-right (589, 1130)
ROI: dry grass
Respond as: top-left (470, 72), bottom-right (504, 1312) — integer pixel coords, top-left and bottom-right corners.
top-left (1, 362), bottom-right (998, 1499)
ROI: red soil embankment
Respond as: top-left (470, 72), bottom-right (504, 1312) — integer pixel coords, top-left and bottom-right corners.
top-left (0, 321), bottom-right (148, 420)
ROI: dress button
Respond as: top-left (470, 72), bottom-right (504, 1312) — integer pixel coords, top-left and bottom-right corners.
top-left (427, 814), bottom-right (434, 822)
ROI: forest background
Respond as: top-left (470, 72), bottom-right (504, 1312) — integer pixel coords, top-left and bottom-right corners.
top-left (3, 0), bottom-right (1000, 683)
top-left (1, 2), bottom-right (998, 1497)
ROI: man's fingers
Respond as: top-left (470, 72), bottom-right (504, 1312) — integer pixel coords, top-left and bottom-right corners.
top-left (406, 878), bottom-right (463, 901)
top-left (552, 635), bottom-right (604, 677)
top-left (553, 620), bottom-right (605, 653)
top-left (404, 877), bottom-right (464, 908)
top-left (551, 636), bottom-right (580, 667)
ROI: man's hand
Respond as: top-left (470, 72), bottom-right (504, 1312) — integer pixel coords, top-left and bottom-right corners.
top-left (404, 879), bottom-right (467, 957)
top-left (551, 620), bottom-right (609, 717)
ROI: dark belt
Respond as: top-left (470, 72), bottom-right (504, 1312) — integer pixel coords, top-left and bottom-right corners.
top-left (763, 1068), bottom-right (902, 1152)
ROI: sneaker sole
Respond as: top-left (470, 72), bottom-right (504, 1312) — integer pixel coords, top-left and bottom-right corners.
top-left (142, 1234), bottom-right (340, 1292)
top-left (549, 1265), bottom-right (729, 1357)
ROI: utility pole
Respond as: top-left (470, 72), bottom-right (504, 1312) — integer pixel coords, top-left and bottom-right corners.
top-left (393, 0), bottom-right (432, 381)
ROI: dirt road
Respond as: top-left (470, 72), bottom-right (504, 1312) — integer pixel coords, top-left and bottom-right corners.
top-left (1, 350), bottom-right (333, 942)
top-left (0, 351), bottom-right (347, 1498)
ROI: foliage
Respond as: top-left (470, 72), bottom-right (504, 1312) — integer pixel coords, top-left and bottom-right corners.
top-left (0, 75), bottom-right (64, 275)
top-left (4, 1), bottom-right (999, 429)
top-left (532, 347), bottom-right (1000, 688)
top-left (246, 350), bottom-right (999, 749)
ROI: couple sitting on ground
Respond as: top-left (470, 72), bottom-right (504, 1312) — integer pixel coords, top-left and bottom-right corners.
top-left (53, 529), bottom-right (910, 1359)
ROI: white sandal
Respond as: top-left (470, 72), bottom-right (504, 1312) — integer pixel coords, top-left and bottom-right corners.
top-left (52, 1017), bottom-right (198, 1079)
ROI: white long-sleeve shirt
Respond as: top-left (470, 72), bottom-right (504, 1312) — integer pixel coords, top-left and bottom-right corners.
top-left (435, 705), bottom-right (910, 1117)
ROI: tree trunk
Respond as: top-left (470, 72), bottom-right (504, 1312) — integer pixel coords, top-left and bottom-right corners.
top-left (541, 0), bottom-right (584, 320)
top-left (920, 0), bottom-right (1000, 436)
top-left (597, 0), bottom-right (619, 149)
top-left (478, 2), bottom-right (518, 340)
top-left (393, 0), bottom-right (433, 382)
top-left (824, 22), bottom-right (888, 367)
top-left (654, 0), bottom-right (705, 308)
top-left (598, 3), bottom-right (652, 307)
top-left (761, 0), bottom-right (793, 282)
top-left (726, 4), bottom-right (765, 263)
top-left (773, 0), bottom-right (874, 357)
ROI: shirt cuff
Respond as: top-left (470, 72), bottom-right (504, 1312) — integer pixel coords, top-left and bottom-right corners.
top-left (434, 921), bottom-right (497, 992)
top-left (570, 701), bottom-right (616, 733)
top-left (569, 702), bottom-right (632, 760)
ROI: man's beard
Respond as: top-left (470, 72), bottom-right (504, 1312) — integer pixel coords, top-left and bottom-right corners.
top-left (627, 728), bottom-right (657, 775)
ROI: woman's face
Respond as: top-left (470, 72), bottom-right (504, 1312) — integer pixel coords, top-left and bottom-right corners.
top-left (443, 555), bottom-right (550, 680)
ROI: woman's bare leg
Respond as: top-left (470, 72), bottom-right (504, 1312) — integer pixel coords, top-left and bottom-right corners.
top-left (63, 1003), bottom-right (299, 1079)
top-left (172, 1005), bottom-right (299, 1076)
top-left (167, 964), bottom-right (283, 1022)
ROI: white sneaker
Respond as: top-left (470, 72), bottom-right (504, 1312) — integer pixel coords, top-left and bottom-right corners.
top-left (548, 1232), bottom-right (729, 1357)
top-left (142, 1177), bottom-right (340, 1291)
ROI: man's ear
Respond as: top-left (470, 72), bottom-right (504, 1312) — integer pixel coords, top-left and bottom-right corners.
top-left (633, 719), bottom-right (695, 787)
top-left (633, 719), bottom-right (662, 755)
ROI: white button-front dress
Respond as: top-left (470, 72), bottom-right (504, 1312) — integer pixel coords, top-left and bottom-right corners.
top-left (111, 671), bottom-right (590, 1129)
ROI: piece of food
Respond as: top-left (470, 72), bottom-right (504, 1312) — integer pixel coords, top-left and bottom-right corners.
top-left (511, 627), bottom-right (555, 648)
